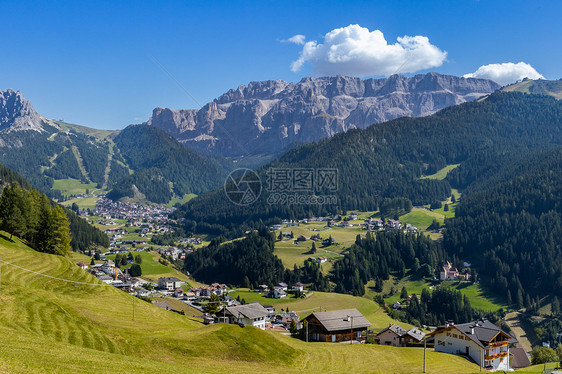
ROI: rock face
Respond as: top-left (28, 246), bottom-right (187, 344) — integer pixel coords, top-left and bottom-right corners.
top-left (0, 89), bottom-right (47, 133)
top-left (147, 73), bottom-right (500, 157)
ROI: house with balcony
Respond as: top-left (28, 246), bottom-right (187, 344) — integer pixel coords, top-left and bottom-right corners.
top-left (428, 320), bottom-right (516, 371)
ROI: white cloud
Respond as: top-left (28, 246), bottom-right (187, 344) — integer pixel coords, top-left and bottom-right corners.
top-left (290, 24), bottom-right (447, 76)
top-left (282, 34), bottom-right (306, 45)
top-left (463, 62), bottom-right (544, 86)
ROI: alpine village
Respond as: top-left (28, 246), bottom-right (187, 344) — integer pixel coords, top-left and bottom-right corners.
top-left (0, 1), bottom-right (561, 373)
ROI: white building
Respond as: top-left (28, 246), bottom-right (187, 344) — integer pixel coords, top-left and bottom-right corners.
top-left (158, 277), bottom-right (182, 290)
top-left (429, 320), bottom-right (515, 371)
top-left (218, 303), bottom-right (269, 329)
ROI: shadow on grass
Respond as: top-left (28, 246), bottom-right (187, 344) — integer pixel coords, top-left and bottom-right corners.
top-left (0, 233), bottom-right (14, 242)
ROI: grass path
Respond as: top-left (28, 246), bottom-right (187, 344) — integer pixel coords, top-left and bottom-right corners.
top-left (505, 312), bottom-right (532, 352)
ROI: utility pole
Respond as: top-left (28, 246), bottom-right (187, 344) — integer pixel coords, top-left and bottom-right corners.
top-left (350, 316), bottom-right (354, 344)
top-left (423, 338), bottom-right (426, 373)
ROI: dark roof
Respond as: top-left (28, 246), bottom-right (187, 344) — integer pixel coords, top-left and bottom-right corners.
top-left (429, 320), bottom-right (516, 348)
top-left (306, 309), bottom-right (371, 332)
top-left (159, 277), bottom-right (181, 282)
top-left (510, 348), bottom-right (531, 369)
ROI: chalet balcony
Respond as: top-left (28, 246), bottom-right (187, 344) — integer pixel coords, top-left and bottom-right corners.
top-left (485, 351), bottom-right (509, 360)
top-left (488, 340), bottom-right (508, 348)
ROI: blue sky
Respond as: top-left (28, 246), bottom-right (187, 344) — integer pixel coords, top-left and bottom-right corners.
top-left (1, 0), bottom-right (560, 129)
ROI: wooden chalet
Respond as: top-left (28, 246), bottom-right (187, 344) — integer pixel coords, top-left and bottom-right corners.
top-left (303, 308), bottom-right (371, 343)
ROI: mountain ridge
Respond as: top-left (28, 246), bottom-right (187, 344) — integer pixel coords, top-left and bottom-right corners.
top-left (147, 73), bottom-right (500, 157)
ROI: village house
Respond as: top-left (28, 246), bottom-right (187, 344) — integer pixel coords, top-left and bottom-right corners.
top-left (303, 309), bottom-right (371, 343)
top-left (376, 324), bottom-right (406, 347)
top-left (292, 282), bottom-right (304, 292)
top-left (428, 320), bottom-right (515, 371)
top-left (218, 303), bottom-right (269, 329)
top-left (376, 324), bottom-right (426, 346)
top-left (266, 288), bottom-right (287, 299)
top-left (275, 282), bottom-right (288, 291)
top-left (76, 262), bottom-right (88, 270)
top-left (440, 262), bottom-right (471, 281)
top-left (317, 256), bottom-right (327, 264)
top-left (158, 277), bottom-right (182, 290)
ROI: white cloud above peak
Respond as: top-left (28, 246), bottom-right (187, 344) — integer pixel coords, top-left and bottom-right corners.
top-left (463, 62), bottom-right (544, 86)
top-left (289, 24), bottom-right (447, 76)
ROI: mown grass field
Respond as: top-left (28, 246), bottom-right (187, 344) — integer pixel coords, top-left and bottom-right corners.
top-left (0, 232), bottom-right (483, 373)
top-left (399, 208), bottom-right (445, 229)
top-left (106, 250), bottom-right (173, 275)
top-left (52, 178), bottom-right (100, 196)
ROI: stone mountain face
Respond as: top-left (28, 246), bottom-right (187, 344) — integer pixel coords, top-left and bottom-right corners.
top-left (147, 73), bottom-right (501, 157)
top-left (0, 89), bottom-right (52, 134)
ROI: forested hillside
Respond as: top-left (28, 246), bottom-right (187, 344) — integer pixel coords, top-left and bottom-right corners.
top-left (444, 147), bottom-right (562, 304)
top-left (0, 162), bottom-right (108, 252)
top-left (107, 125), bottom-right (228, 203)
top-left (175, 92), bottom-right (562, 237)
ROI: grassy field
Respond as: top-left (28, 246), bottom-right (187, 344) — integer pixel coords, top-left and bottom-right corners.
top-left (61, 196), bottom-right (99, 209)
top-left (272, 222), bottom-right (364, 271)
top-left (363, 273), bottom-right (505, 313)
top-left (399, 208), bottom-right (445, 230)
top-left (421, 164), bottom-right (459, 180)
top-left (106, 251), bottom-right (173, 276)
top-left (166, 193), bottom-right (197, 207)
top-left (52, 178), bottom-right (101, 196)
top-left (0, 232), bottom-right (484, 373)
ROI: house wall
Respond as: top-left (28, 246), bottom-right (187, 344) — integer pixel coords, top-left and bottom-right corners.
top-left (434, 329), bottom-right (484, 366)
top-left (377, 330), bottom-right (401, 347)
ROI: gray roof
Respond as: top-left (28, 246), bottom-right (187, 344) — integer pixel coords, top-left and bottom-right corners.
top-left (377, 324), bottom-right (407, 337)
top-left (307, 308), bottom-right (371, 332)
top-left (405, 327), bottom-right (426, 341)
top-left (510, 347), bottom-right (531, 368)
top-left (430, 320), bottom-right (516, 348)
top-left (225, 303), bottom-right (269, 319)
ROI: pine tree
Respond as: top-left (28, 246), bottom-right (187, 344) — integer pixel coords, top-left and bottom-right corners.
top-left (400, 286), bottom-right (408, 299)
top-left (0, 184), bottom-right (26, 240)
top-left (129, 263), bottom-right (142, 277)
top-left (507, 290), bottom-right (512, 306)
top-left (551, 296), bottom-right (560, 316)
top-left (50, 205), bottom-right (71, 256)
top-left (90, 257), bottom-right (95, 265)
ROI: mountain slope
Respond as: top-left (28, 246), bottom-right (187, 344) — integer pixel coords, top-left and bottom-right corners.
top-left (0, 235), bottom-right (478, 373)
top-left (0, 90), bottom-right (229, 204)
top-left (175, 92), bottom-right (562, 237)
top-left (501, 78), bottom-right (562, 99)
top-left (107, 125), bottom-right (228, 203)
top-left (148, 73), bottom-right (500, 158)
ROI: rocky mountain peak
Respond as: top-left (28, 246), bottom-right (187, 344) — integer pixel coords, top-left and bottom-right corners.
top-left (148, 73), bottom-right (501, 158)
top-left (0, 89), bottom-right (47, 133)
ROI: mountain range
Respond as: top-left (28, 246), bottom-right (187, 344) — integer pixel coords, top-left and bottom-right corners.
top-left (147, 73), bottom-right (500, 158)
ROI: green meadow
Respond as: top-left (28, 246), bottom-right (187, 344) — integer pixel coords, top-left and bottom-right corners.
top-left (0, 232), bottom-right (483, 373)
